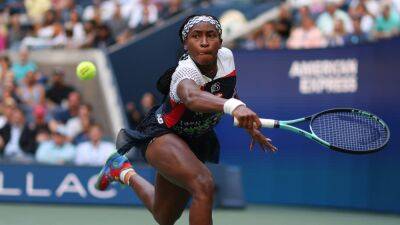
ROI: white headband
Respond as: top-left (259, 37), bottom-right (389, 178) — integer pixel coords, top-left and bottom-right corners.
top-left (181, 15), bottom-right (222, 42)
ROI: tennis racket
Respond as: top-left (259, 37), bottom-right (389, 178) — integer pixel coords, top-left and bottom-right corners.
top-left (234, 108), bottom-right (390, 154)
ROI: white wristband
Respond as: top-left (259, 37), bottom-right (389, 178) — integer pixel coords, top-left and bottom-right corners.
top-left (223, 98), bottom-right (246, 115)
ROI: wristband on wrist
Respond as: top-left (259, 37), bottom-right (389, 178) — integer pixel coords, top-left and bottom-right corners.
top-left (223, 98), bottom-right (246, 115)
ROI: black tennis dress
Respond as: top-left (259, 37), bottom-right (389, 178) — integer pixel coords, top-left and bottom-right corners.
top-left (116, 47), bottom-right (237, 163)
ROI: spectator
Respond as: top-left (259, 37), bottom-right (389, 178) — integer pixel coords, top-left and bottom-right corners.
top-left (238, 32), bottom-right (264, 50)
top-left (0, 98), bottom-right (17, 129)
top-left (46, 68), bottom-right (75, 107)
top-left (17, 70), bottom-right (46, 109)
top-left (51, 103), bottom-right (93, 141)
top-left (30, 104), bottom-right (51, 145)
top-left (287, 16), bottom-right (328, 49)
top-left (7, 12), bottom-right (25, 50)
top-left (94, 24), bottom-right (115, 48)
top-left (21, 10), bottom-right (67, 49)
top-left (374, 4), bottom-right (400, 38)
top-left (0, 19), bottom-right (7, 53)
top-left (0, 107), bottom-right (37, 162)
top-left (83, 0), bottom-right (116, 22)
top-left (82, 20), bottom-right (97, 48)
top-left (99, 0), bottom-right (118, 22)
top-left (72, 115), bottom-right (92, 144)
top-left (392, 0), bottom-right (400, 14)
top-left (307, 0), bottom-right (327, 16)
top-left (293, 5), bottom-right (312, 26)
top-left (31, 104), bottom-right (49, 132)
top-left (0, 56), bottom-right (14, 92)
top-left (128, 0), bottom-right (159, 31)
top-left (75, 124), bottom-right (115, 166)
top-left (160, 0), bottom-right (183, 19)
top-left (64, 9), bottom-right (85, 48)
top-left (275, 5), bottom-right (293, 40)
top-left (327, 19), bottom-right (346, 47)
top-left (350, 2), bottom-right (375, 34)
top-left (126, 101), bottom-right (143, 129)
top-left (344, 17), bottom-right (370, 44)
top-left (11, 48), bottom-right (37, 84)
top-left (82, 0), bottom-right (102, 22)
top-left (121, 0), bottom-right (140, 20)
top-left (107, 3), bottom-right (129, 41)
top-left (17, 70), bottom-right (45, 123)
top-left (53, 91), bottom-right (81, 123)
top-left (59, 0), bottom-right (83, 23)
top-left (1, 80), bottom-right (20, 105)
top-left (24, 0), bottom-right (52, 24)
top-left (260, 21), bottom-right (282, 49)
top-left (35, 128), bottom-right (75, 165)
top-left (316, 2), bottom-right (353, 36)
top-left (349, 0), bottom-right (380, 17)
top-left (37, 9), bottom-right (58, 40)
top-left (140, 92), bottom-right (156, 115)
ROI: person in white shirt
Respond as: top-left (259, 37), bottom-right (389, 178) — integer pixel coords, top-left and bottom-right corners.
top-left (128, 0), bottom-right (159, 30)
top-left (317, 2), bottom-right (354, 36)
top-left (35, 128), bottom-right (75, 165)
top-left (75, 124), bottom-right (115, 166)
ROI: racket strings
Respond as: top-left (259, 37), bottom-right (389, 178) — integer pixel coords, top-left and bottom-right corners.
top-left (311, 111), bottom-right (389, 152)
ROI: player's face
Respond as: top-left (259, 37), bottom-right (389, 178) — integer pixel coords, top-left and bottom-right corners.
top-left (185, 22), bottom-right (222, 66)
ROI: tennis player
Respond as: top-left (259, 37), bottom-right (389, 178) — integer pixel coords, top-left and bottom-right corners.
top-left (96, 15), bottom-right (277, 225)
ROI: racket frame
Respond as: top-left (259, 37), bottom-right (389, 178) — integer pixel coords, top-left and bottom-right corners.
top-left (234, 108), bottom-right (390, 154)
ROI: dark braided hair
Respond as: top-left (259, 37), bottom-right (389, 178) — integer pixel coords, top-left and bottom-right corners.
top-left (156, 14), bottom-right (222, 96)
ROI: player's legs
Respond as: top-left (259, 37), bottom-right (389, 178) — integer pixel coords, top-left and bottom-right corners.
top-left (124, 169), bottom-right (190, 225)
top-left (99, 132), bottom-right (214, 225)
top-left (152, 173), bottom-right (190, 224)
top-left (145, 133), bottom-right (215, 225)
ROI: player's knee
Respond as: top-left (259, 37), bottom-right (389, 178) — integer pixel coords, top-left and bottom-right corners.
top-left (190, 172), bottom-right (215, 201)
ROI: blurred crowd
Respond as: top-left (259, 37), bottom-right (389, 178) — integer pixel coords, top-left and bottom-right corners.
top-left (0, 0), bottom-right (191, 51)
top-left (0, 48), bottom-right (157, 166)
top-left (236, 0), bottom-right (400, 50)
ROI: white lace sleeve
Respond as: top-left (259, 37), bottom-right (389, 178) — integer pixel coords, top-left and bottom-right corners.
top-left (170, 66), bottom-right (204, 103)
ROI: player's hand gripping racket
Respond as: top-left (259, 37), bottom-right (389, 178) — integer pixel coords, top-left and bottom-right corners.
top-left (234, 108), bottom-right (390, 154)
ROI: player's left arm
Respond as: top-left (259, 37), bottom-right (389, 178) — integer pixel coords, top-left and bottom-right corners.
top-left (177, 80), bottom-right (277, 152)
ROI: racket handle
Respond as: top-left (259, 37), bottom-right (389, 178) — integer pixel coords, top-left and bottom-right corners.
top-left (233, 118), bottom-right (276, 128)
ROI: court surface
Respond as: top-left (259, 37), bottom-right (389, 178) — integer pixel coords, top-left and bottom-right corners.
top-left (0, 204), bottom-right (399, 225)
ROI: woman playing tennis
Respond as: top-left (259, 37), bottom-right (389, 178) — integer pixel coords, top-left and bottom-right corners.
top-left (96, 15), bottom-right (277, 225)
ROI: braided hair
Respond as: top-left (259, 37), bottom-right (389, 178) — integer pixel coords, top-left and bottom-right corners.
top-left (156, 15), bottom-right (222, 96)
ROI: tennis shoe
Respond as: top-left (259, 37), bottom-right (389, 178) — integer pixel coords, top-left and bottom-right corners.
top-left (95, 152), bottom-right (132, 191)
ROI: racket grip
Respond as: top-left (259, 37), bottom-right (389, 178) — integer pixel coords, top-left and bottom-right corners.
top-left (233, 118), bottom-right (276, 128)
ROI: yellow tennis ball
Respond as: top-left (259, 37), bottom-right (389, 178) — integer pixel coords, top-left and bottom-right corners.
top-left (76, 61), bottom-right (96, 80)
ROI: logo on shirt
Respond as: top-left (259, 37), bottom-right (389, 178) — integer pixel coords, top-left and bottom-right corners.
top-left (211, 82), bottom-right (221, 93)
top-left (156, 114), bottom-right (164, 124)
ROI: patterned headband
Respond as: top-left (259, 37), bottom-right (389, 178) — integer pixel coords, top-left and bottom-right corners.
top-left (181, 15), bottom-right (222, 42)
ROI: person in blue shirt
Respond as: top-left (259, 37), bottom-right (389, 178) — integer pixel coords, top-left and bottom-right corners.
top-left (35, 128), bottom-right (75, 165)
top-left (11, 48), bottom-right (37, 84)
